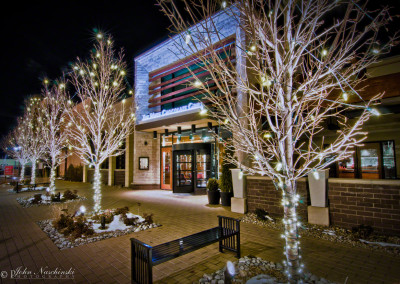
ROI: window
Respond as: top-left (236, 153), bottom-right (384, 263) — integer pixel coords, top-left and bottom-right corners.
top-left (337, 140), bottom-right (396, 179)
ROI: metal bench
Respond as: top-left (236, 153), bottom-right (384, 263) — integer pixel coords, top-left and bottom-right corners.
top-left (131, 215), bottom-right (240, 284)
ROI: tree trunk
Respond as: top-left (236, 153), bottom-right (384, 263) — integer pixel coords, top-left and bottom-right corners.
top-left (49, 166), bottom-right (56, 194)
top-left (93, 164), bottom-right (102, 213)
top-left (283, 181), bottom-right (301, 280)
top-left (30, 161), bottom-right (36, 185)
top-left (20, 163), bottom-right (25, 181)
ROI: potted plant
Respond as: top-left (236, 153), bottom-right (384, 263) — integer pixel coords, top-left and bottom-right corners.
top-left (219, 155), bottom-right (234, 206)
top-left (207, 178), bottom-right (220, 205)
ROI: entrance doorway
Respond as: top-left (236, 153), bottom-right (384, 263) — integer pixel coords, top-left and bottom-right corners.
top-left (161, 147), bottom-right (172, 190)
top-left (172, 143), bottom-right (214, 194)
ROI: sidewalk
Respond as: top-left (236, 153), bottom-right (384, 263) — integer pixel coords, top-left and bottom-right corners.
top-left (0, 180), bottom-right (399, 283)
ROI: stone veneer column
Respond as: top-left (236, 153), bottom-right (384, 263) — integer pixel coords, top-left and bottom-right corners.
top-left (108, 156), bottom-right (116, 186)
top-left (125, 133), bottom-right (134, 187)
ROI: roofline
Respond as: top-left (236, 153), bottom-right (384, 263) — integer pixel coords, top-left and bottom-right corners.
top-left (134, 6), bottom-right (237, 62)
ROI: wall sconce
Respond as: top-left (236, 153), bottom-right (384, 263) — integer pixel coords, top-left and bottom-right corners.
top-left (214, 126), bottom-right (219, 135)
top-left (177, 126), bottom-right (182, 135)
top-left (153, 131), bottom-right (157, 139)
top-left (191, 124), bottom-right (196, 134)
top-left (165, 129), bottom-right (169, 137)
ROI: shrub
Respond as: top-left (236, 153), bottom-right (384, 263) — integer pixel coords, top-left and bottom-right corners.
top-left (53, 213), bottom-right (74, 230)
top-left (219, 150), bottom-right (235, 193)
top-left (63, 189), bottom-right (78, 200)
top-left (206, 178), bottom-right (219, 192)
top-left (143, 213), bottom-right (154, 224)
top-left (255, 208), bottom-right (269, 221)
top-left (92, 209), bottom-right (114, 224)
top-left (65, 165), bottom-right (83, 182)
top-left (53, 211), bottom-right (94, 238)
top-left (123, 216), bottom-right (139, 226)
top-left (32, 194), bottom-right (42, 204)
top-left (352, 224), bottom-right (374, 239)
top-left (115, 206), bottom-right (129, 216)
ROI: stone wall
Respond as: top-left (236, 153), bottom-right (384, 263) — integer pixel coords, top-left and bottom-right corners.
top-left (133, 131), bottom-right (160, 186)
top-left (247, 176), bottom-right (400, 235)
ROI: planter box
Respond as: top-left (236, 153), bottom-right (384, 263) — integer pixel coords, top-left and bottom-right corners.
top-left (308, 169), bottom-right (329, 207)
top-left (231, 169), bottom-right (246, 198)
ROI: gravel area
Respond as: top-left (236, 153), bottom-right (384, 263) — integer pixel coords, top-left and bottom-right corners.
top-left (198, 255), bottom-right (335, 284)
top-left (37, 218), bottom-right (161, 250)
top-left (242, 213), bottom-right (400, 256)
top-left (16, 195), bottom-right (87, 208)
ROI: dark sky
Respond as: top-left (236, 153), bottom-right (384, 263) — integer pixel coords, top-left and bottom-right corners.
top-left (0, 0), bottom-right (171, 137)
top-left (0, 0), bottom-right (399, 140)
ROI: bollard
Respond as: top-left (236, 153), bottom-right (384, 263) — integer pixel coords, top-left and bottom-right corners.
top-left (224, 261), bottom-right (235, 284)
top-left (101, 216), bottom-right (106, 229)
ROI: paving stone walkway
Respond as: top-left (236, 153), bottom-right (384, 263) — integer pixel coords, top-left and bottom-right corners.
top-left (0, 180), bottom-right (399, 284)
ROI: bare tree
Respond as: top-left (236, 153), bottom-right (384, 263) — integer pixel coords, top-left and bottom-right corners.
top-left (1, 129), bottom-right (30, 181)
top-left (64, 33), bottom-right (135, 213)
top-left (158, 0), bottom-right (396, 278)
top-left (22, 97), bottom-right (47, 185)
top-left (39, 80), bottom-right (69, 193)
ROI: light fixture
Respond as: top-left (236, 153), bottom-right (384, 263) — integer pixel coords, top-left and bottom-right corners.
top-left (191, 124), bottom-right (196, 134)
top-left (153, 131), bottom-right (157, 139)
top-left (177, 126), bottom-right (182, 135)
top-left (165, 129), bottom-right (169, 137)
top-left (214, 126), bottom-right (219, 135)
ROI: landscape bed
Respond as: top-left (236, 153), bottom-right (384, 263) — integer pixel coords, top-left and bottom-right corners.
top-left (38, 206), bottom-right (160, 249)
top-left (198, 255), bottom-right (335, 284)
top-left (16, 190), bottom-right (86, 208)
top-left (242, 212), bottom-right (400, 256)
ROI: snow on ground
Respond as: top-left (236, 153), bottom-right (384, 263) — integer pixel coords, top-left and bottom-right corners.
top-left (360, 239), bottom-right (400, 248)
top-left (91, 213), bottom-right (145, 233)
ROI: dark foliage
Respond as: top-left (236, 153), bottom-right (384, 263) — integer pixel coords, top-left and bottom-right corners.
top-left (32, 194), bottom-right (42, 204)
top-left (352, 224), bottom-right (374, 239)
top-left (255, 208), bottom-right (269, 221)
top-left (206, 178), bottom-right (219, 191)
top-left (62, 189), bottom-right (78, 200)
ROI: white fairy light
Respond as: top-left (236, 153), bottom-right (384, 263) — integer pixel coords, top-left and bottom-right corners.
top-left (275, 162), bottom-right (283, 171)
top-left (343, 92), bottom-right (348, 101)
top-left (185, 33), bottom-right (191, 44)
top-left (321, 49), bottom-right (328, 56)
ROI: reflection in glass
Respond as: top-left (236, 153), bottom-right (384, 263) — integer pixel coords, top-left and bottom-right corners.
top-left (176, 154), bottom-right (192, 186)
top-left (360, 146), bottom-right (380, 179)
top-left (383, 141), bottom-right (396, 179)
top-left (162, 151), bottom-right (171, 185)
top-left (196, 152), bottom-right (211, 188)
top-left (338, 156), bottom-right (355, 178)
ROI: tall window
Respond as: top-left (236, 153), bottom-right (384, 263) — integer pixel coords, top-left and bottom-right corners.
top-left (337, 140), bottom-right (396, 179)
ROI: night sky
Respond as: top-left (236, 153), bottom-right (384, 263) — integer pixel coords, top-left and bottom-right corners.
top-left (0, 0), bottom-right (171, 138)
top-left (0, 1), bottom-right (399, 140)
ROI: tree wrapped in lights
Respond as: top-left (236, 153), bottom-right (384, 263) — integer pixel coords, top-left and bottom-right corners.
top-left (1, 128), bottom-right (30, 181)
top-left (39, 80), bottom-right (69, 193)
top-left (158, 0), bottom-right (396, 278)
top-left (22, 97), bottom-right (47, 185)
top-left (64, 33), bottom-right (135, 213)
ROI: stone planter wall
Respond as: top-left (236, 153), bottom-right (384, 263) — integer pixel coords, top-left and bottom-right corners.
top-left (247, 176), bottom-right (400, 236)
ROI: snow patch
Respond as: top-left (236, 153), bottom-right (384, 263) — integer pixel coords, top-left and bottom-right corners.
top-left (92, 213), bottom-right (144, 233)
top-left (359, 239), bottom-right (400, 248)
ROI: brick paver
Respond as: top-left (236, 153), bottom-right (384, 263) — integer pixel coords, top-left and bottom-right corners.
top-left (0, 180), bottom-right (399, 284)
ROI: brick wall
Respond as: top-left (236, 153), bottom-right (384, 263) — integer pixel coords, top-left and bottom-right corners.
top-left (247, 177), bottom-right (400, 236)
top-left (133, 131), bottom-right (160, 186)
top-left (247, 178), bottom-right (309, 221)
top-left (329, 180), bottom-right (400, 235)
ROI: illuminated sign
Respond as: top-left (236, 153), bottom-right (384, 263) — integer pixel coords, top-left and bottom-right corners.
top-left (141, 102), bottom-right (204, 122)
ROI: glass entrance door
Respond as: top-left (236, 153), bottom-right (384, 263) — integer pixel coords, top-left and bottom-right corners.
top-left (358, 143), bottom-right (381, 179)
top-left (173, 150), bottom-right (194, 193)
top-left (161, 147), bottom-right (172, 190)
